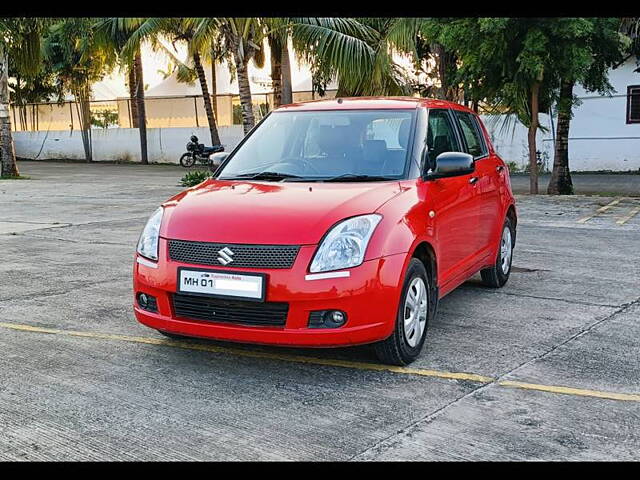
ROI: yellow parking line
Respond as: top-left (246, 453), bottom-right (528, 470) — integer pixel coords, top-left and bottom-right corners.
top-left (577, 197), bottom-right (623, 223)
top-left (0, 321), bottom-right (493, 384)
top-left (1, 321), bottom-right (639, 403)
top-left (499, 380), bottom-right (640, 403)
top-left (616, 206), bottom-right (640, 225)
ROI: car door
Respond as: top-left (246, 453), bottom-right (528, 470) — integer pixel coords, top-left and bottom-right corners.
top-left (425, 108), bottom-right (480, 284)
top-left (452, 110), bottom-right (502, 259)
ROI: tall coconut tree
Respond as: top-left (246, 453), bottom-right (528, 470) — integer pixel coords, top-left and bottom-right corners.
top-left (262, 18), bottom-right (294, 107)
top-left (190, 18), bottom-right (265, 134)
top-left (124, 18), bottom-right (222, 145)
top-left (0, 18), bottom-right (49, 177)
top-left (43, 19), bottom-right (116, 163)
top-left (93, 17), bottom-right (149, 163)
top-left (287, 18), bottom-right (420, 97)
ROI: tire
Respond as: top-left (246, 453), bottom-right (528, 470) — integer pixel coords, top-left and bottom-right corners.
top-left (374, 258), bottom-right (433, 366)
top-left (157, 330), bottom-right (189, 340)
top-left (180, 153), bottom-right (195, 168)
top-left (480, 216), bottom-right (515, 288)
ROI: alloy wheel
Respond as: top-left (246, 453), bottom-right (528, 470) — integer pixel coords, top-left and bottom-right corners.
top-left (403, 277), bottom-right (428, 347)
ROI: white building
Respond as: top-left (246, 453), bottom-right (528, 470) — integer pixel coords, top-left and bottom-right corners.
top-left (482, 57), bottom-right (640, 172)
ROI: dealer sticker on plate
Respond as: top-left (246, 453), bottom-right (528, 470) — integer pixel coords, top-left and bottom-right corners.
top-left (178, 268), bottom-right (265, 301)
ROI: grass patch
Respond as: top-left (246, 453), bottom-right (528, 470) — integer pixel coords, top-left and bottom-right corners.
top-left (0, 175), bottom-right (30, 180)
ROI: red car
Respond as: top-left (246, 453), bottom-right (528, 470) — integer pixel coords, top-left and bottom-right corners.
top-left (133, 97), bottom-right (516, 365)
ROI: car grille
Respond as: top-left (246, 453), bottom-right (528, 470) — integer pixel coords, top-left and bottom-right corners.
top-left (172, 293), bottom-right (288, 327)
top-left (168, 239), bottom-right (299, 269)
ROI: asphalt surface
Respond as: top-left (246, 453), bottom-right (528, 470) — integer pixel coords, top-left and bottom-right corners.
top-left (0, 161), bottom-right (639, 461)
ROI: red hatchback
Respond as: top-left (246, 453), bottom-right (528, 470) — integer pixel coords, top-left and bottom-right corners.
top-left (133, 97), bottom-right (517, 365)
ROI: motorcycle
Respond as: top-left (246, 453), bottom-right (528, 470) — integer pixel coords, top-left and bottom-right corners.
top-left (180, 135), bottom-right (224, 168)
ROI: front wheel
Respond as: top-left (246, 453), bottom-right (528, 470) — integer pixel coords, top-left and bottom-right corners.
top-left (480, 216), bottom-right (515, 288)
top-left (374, 258), bottom-right (432, 366)
top-left (180, 153), bottom-right (195, 168)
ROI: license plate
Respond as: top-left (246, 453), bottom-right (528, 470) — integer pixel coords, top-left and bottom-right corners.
top-left (177, 268), bottom-right (266, 301)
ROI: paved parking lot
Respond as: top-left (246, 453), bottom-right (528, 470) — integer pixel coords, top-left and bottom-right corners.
top-left (0, 161), bottom-right (639, 461)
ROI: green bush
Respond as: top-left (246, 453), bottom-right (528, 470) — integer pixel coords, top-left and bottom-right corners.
top-left (506, 161), bottom-right (520, 173)
top-left (180, 170), bottom-right (211, 187)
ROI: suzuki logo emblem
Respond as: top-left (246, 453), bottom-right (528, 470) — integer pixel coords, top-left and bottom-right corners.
top-left (217, 247), bottom-right (235, 265)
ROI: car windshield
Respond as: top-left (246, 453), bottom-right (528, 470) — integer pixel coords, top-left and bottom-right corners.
top-left (217, 109), bottom-right (415, 182)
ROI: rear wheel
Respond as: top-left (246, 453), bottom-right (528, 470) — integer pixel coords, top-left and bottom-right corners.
top-left (480, 216), bottom-right (515, 288)
top-left (374, 258), bottom-right (432, 365)
top-left (180, 153), bottom-right (195, 168)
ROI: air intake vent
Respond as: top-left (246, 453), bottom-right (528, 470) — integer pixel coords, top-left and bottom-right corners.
top-left (172, 294), bottom-right (288, 327)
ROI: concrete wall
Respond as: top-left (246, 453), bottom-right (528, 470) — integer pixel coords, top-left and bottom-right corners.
top-left (14, 126), bottom-right (245, 164)
top-left (482, 59), bottom-right (640, 172)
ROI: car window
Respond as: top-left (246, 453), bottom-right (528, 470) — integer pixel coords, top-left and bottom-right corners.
top-left (218, 109), bottom-right (415, 180)
top-left (454, 111), bottom-right (487, 158)
top-left (426, 109), bottom-right (460, 167)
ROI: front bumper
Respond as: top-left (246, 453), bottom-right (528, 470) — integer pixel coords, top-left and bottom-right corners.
top-left (133, 239), bottom-right (408, 347)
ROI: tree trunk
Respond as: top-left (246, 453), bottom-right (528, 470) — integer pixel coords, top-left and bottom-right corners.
top-left (268, 35), bottom-right (283, 108)
top-left (210, 56), bottom-right (218, 120)
top-left (547, 80), bottom-right (574, 195)
top-left (234, 53), bottom-right (255, 134)
top-left (280, 39), bottom-right (293, 105)
top-left (0, 45), bottom-right (19, 177)
top-left (74, 83), bottom-right (93, 163)
top-left (528, 80), bottom-right (541, 195)
top-left (193, 51), bottom-right (221, 146)
top-left (133, 50), bottom-right (148, 164)
top-left (431, 43), bottom-right (459, 102)
top-left (432, 43), bottom-right (447, 100)
top-left (128, 65), bottom-right (139, 128)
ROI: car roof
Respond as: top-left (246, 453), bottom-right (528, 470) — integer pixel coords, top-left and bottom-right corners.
top-left (274, 96), bottom-right (477, 114)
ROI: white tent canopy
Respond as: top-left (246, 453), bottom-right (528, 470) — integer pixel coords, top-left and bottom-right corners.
top-left (143, 72), bottom-right (201, 98)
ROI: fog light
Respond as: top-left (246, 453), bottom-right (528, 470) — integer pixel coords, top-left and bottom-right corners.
top-left (138, 293), bottom-right (149, 307)
top-left (329, 311), bottom-right (345, 324)
top-left (308, 310), bottom-right (347, 328)
top-left (136, 292), bottom-right (157, 313)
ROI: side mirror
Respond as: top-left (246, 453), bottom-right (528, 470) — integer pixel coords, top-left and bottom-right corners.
top-left (210, 152), bottom-right (230, 174)
top-left (426, 152), bottom-right (474, 179)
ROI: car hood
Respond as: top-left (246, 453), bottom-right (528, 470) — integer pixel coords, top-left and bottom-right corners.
top-left (160, 179), bottom-right (402, 245)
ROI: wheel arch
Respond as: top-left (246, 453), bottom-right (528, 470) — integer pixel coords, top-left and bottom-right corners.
top-left (410, 241), bottom-right (440, 316)
top-left (506, 203), bottom-right (517, 246)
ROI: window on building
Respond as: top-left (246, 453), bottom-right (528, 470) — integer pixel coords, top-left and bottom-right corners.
top-left (627, 86), bottom-right (640, 124)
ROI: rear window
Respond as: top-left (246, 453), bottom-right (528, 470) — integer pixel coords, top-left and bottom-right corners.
top-left (454, 111), bottom-right (487, 158)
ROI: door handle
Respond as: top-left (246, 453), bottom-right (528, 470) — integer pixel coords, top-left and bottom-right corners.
top-left (496, 165), bottom-right (505, 173)
top-left (469, 176), bottom-right (479, 184)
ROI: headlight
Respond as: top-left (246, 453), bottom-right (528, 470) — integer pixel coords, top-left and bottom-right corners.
top-left (136, 207), bottom-right (164, 261)
top-left (309, 214), bottom-right (382, 273)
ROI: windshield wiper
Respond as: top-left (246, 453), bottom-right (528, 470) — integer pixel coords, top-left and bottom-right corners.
top-left (323, 174), bottom-right (395, 182)
top-left (223, 171), bottom-right (303, 181)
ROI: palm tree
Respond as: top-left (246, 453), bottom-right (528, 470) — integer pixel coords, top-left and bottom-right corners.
top-left (0, 18), bottom-right (49, 177)
top-left (190, 18), bottom-right (265, 134)
top-left (93, 18), bottom-right (149, 163)
top-left (43, 19), bottom-right (116, 163)
top-left (262, 18), bottom-right (294, 107)
top-left (125, 18), bottom-right (222, 145)
top-left (288, 18), bottom-right (420, 97)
